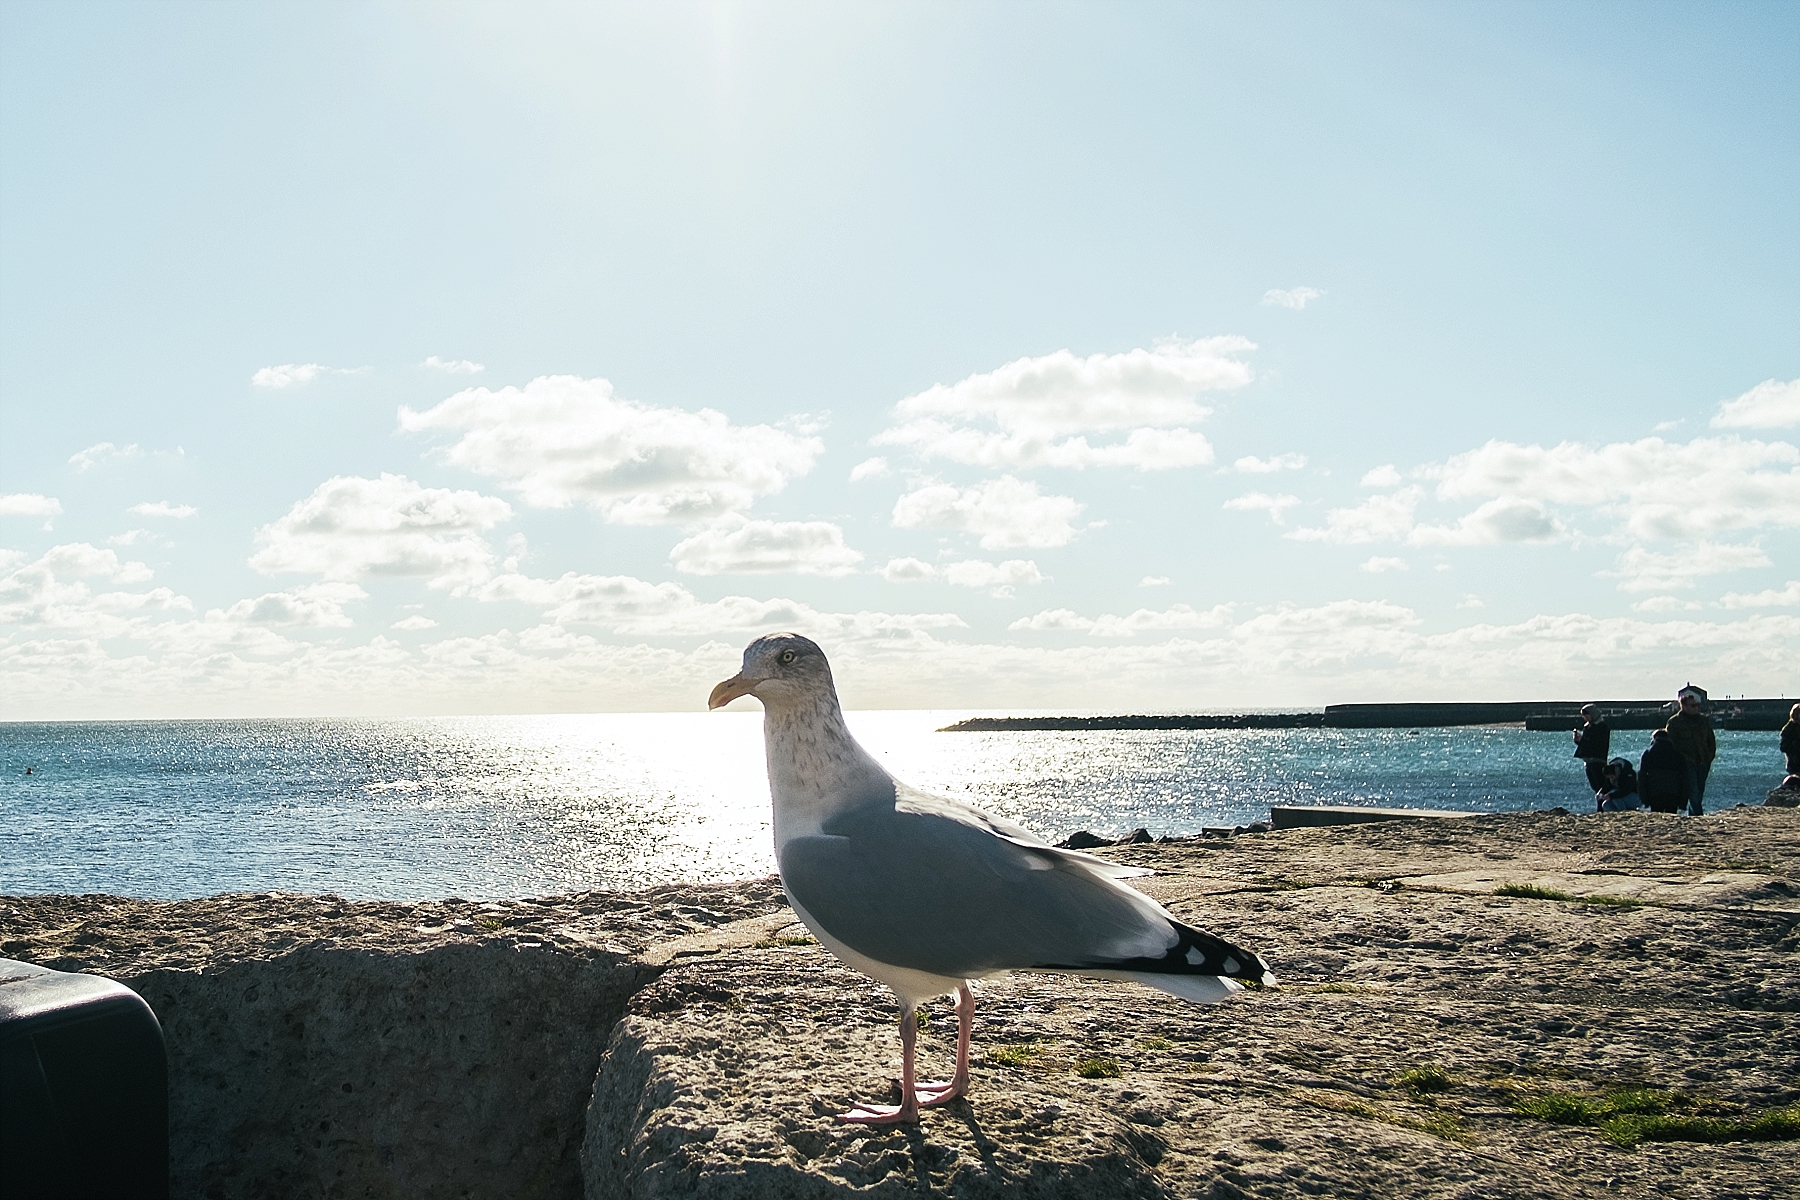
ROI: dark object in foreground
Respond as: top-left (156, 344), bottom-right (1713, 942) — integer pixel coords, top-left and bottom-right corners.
top-left (1271, 804), bottom-right (1479, 829)
top-left (0, 958), bottom-right (168, 1200)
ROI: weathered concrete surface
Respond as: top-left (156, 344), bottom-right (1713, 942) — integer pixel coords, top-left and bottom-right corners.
top-left (4, 809), bottom-right (1799, 1199)
top-left (583, 809), bottom-right (1800, 1200)
top-left (2, 884), bottom-right (784, 1200)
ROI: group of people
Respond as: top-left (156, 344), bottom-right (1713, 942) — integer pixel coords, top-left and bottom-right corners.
top-left (1572, 687), bottom-right (1799, 816)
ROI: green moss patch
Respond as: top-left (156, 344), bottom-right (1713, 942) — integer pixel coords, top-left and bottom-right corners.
top-left (1395, 1066), bottom-right (1453, 1094)
top-left (987, 1042), bottom-right (1043, 1067)
top-left (1514, 1088), bottom-right (1800, 1148)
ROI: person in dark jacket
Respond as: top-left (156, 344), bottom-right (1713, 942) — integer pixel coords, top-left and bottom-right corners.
top-left (1572, 704), bottom-right (1611, 794)
top-left (1595, 758), bottom-right (1642, 812)
top-left (1638, 730), bottom-right (1689, 814)
top-left (1782, 704), bottom-right (1800, 777)
top-left (1664, 687), bottom-right (1717, 816)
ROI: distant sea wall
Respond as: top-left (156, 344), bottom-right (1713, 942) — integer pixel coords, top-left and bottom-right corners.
top-left (941, 697), bottom-right (1793, 733)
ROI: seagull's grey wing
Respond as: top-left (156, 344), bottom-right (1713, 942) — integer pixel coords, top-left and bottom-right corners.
top-left (891, 781), bottom-right (1151, 880)
top-left (781, 803), bottom-right (1260, 987)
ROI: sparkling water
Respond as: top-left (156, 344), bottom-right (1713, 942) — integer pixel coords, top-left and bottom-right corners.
top-left (0, 714), bottom-right (1782, 900)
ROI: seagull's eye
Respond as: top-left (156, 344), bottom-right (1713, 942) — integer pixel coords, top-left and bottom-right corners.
top-left (780, 649), bottom-right (796, 664)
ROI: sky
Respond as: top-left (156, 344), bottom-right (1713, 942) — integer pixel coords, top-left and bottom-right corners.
top-left (1, 1), bottom-right (1795, 719)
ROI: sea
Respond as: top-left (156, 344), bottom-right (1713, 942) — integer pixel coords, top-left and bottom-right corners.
top-left (0, 714), bottom-right (1782, 901)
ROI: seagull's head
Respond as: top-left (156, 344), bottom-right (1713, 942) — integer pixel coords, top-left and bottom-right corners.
top-left (708, 632), bottom-right (836, 710)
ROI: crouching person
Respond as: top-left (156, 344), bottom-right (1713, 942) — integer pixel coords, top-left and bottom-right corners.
top-left (1595, 758), bottom-right (1643, 812)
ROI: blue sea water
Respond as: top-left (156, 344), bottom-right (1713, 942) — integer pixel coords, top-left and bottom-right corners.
top-left (0, 713), bottom-right (1783, 901)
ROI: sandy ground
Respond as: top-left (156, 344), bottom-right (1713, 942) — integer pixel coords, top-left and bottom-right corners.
top-left (4, 807), bottom-right (1797, 1199)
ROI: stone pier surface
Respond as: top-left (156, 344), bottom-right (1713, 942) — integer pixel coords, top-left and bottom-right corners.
top-left (4, 808), bottom-right (1798, 1199)
top-left (1269, 803), bottom-right (1480, 829)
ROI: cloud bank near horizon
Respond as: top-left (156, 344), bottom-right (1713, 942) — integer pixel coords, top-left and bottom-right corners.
top-left (4, 361), bottom-right (1795, 717)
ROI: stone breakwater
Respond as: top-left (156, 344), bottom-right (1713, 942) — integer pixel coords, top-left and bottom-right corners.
top-left (4, 809), bottom-right (1799, 1200)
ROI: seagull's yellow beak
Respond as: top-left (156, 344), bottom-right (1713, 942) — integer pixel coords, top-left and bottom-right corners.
top-left (708, 673), bottom-right (756, 710)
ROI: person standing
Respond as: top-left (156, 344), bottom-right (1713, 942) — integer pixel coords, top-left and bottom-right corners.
top-left (1664, 686), bottom-right (1717, 816)
top-left (1638, 729), bottom-right (1689, 814)
top-left (1782, 703), bottom-right (1800, 779)
top-left (1572, 704), bottom-right (1611, 794)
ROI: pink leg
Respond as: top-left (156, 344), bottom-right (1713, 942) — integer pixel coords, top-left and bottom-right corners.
top-left (837, 1002), bottom-right (924, 1124)
top-left (916, 985), bottom-right (973, 1107)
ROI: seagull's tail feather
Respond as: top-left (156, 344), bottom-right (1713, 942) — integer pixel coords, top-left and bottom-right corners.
top-left (1067, 969), bottom-right (1245, 1004)
top-left (1036, 918), bottom-right (1276, 1004)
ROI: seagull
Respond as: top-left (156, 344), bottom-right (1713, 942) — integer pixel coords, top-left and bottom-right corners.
top-left (709, 632), bottom-right (1274, 1125)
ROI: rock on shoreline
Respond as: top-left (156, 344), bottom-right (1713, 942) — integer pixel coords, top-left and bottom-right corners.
top-left (4, 809), bottom-right (1798, 1199)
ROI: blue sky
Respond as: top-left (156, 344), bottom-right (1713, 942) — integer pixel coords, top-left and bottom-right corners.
top-left (1, 1), bottom-right (1795, 718)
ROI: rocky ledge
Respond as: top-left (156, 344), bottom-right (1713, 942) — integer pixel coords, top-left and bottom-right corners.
top-left (4, 808), bottom-right (1798, 1199)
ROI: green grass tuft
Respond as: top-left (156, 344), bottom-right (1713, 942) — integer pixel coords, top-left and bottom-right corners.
top-left (1074, 1057), bottom-right (1124, 1079)
top-left (1513, 1087), bottom-right (1744, 1143)
top-left (1302, 1092), bottom-right (1471, 1144)
top-left (1494, 883), bottom-right (1575, 901)
top-left (1136, 1036), bottom-right (1173, 1051)
top-left (1396, 1066), bottom-right (1453, 1094)
top-left (988, 1042), bottom-right (1042, 1067)
top-left (1601, 1107), bottom-right (1800, 1149)
top-left (1517, 1092), bottom-right (1608, 1124)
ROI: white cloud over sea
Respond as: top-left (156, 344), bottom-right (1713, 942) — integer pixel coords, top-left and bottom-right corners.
top-left (398, 374), bottom-right (823, 523)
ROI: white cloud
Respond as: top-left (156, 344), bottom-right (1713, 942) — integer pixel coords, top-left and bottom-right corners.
top-left (1293, 428), bottom-right (1799, 557)
top-left (1719, 580), bottom-right (1800, 609)
top-left (880, 557), bottom-right (1046, 598)
top-left (470, 569), bottom-right (966, 641)
top-left (248, 474), bottom-right (513, 588)
top-left (5, 590), bottom-right (1796, 717)
top-left (1408, 496), bottom-right (1564, 546)
top-left (108, 530), bottom-right (159, 547)
top-left (891, 476), bottom-right (1085, 549)
top-left (1287, 489), bottom-right (1420, 544)
top-left (1632, 595), bottom-right (1701, 613)
top-left (1140, 575), bottom-right (1171, 587)
top-left (942, 559), bottom-right (1043, 592)
top-left (1424, 435), bottom-right (1800, 541)
top-left (1009, 602), bottom-right (1233, 638)
top-left (128, 501), bottom-right (198, 519)
top-left (251, 363), bottom-right (368, 389)
top-left (398, 374), bottom-right (823, 523)
top-left (1360, 556), bottom-right (1408, 573)
top-left (68, 442), bottom-right (142, 471)
top-left (1604, 541), bottom-right (1770, 593)
top-left (1261, 286), bottom-right (1325, 310)
top-left (1223, 491), bottom-right (1302, 524)
top-left (0, 543), bottom-right (173, 633)
top-left (38, 543), bottom-right (153, 581)
top-left (880, 557), bottom-right (937, 583)
top-left (872, 337), bottom-right (1252, 471)
top-left (251, 364), bottom-right (323, 389)
top-left (1232, 453), bottom-right (1307, 474)
top-left (422, 356), bottom-right (485, 375)
top-left (849, 457), bottom-right (891, 482)
top-left (668, 517), bottom-right (864, 577)
top-left (392, 614), bottom-right (440, 630)
top-left (217, 583), bottom-right (369, 628)
top-left (1456, 595), bottom-right (1485, 609)
top-left (1711, 378), bottom-right (1799, 429)
top-left (0, 493), bottom-right (61, 518)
